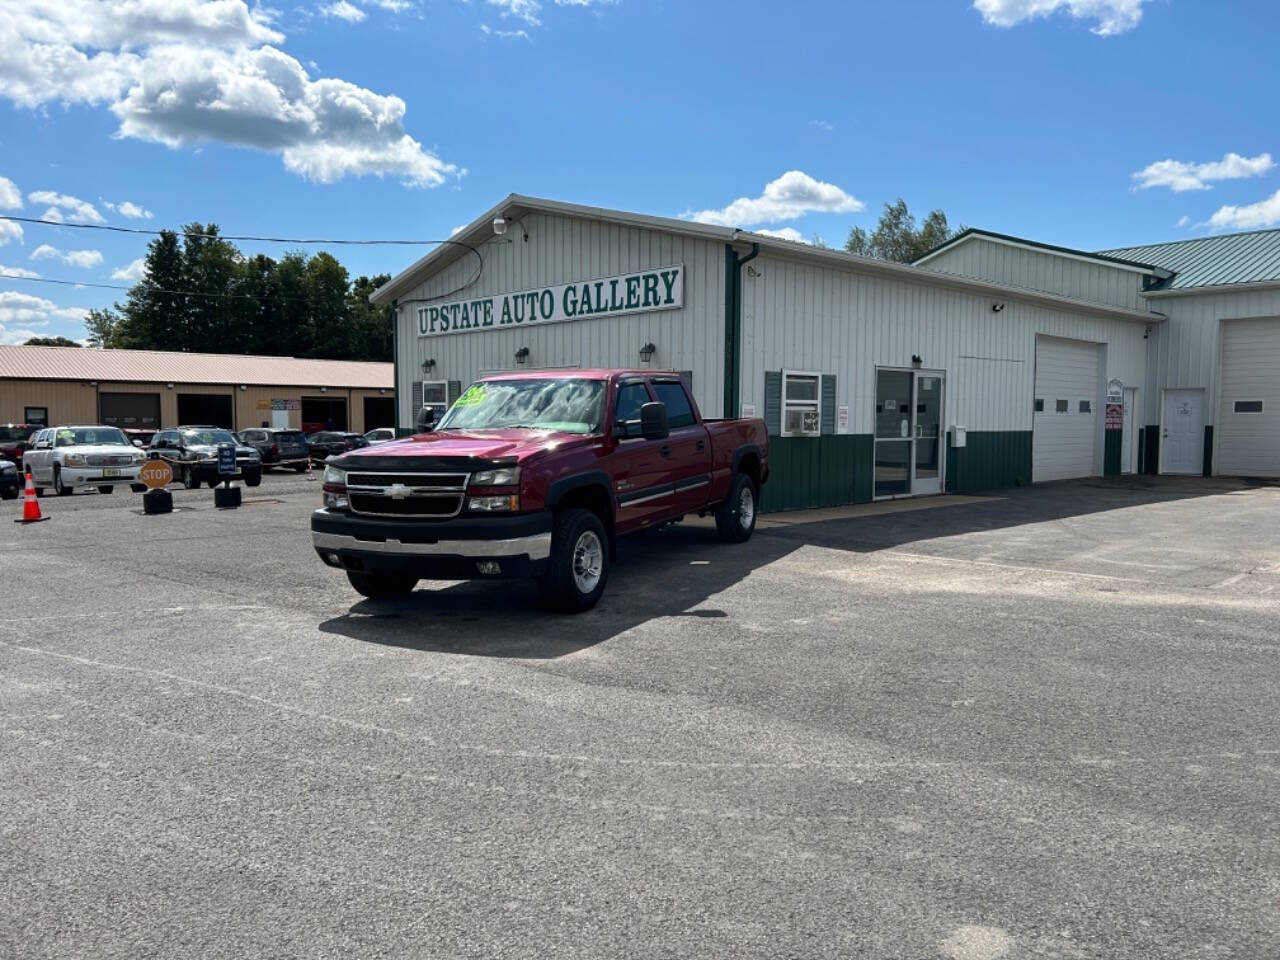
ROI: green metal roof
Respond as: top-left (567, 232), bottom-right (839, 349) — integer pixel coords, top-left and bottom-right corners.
top-left (1098, 229), bottom-right (1280, 291)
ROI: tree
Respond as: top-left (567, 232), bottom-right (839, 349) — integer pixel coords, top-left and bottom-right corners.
top-left (845, 198), bottom-right (959, 263)
top-left (83, 307), bottom-right (121, 348)
top-left (24, 335), bottom-right (81, 347)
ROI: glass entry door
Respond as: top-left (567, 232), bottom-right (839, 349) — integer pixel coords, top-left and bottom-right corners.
top-left (874, 369), bottom-right (945, 498)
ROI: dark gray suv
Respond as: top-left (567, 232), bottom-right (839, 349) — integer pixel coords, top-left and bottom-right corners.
top-left (149, 426), bottom-right (263, 489)
top-left (238, 428), bottom-right (311, 471)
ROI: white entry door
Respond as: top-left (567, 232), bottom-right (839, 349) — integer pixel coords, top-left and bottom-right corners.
top-left (1162, 389), bottom-right (1204, 475)
top-left (1121, 387), bottom-right (1137, 474)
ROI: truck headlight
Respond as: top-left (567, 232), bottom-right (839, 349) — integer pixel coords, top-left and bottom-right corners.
top-left (468, 495), bottom-right (519, 512)
top-left (470, 466), bottom-right (520, 487)
top-left (322, 464), bottom-right (348, 509)
top-left (63, 454), bottom-right (86, 467)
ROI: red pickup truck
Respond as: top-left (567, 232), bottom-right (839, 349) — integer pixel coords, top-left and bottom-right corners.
top-left (312, 369), bottom-right (769, 611)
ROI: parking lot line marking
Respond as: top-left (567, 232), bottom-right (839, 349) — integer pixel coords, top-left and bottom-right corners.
top-left (882, 550), bottom-right (1149, 584)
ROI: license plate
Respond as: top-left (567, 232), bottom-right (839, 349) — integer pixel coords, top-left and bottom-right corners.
top-left (102, 468), bottom-right (120, 477)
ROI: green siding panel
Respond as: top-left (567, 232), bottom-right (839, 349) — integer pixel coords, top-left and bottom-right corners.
top-left (1203, 425), bottom-right (1214, 477)
top-left (1104, 429), bottom-right (1122, 477)
top-left (760, 434), bottom-right (872, 513)
top-left (1142, 425), bottom-right (1160, 475)
top-left (944, 431), bottom-right (1032, 493)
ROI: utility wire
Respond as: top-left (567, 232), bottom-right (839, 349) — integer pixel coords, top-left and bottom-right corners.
top-left (0, 214), bottom-right (470, 247)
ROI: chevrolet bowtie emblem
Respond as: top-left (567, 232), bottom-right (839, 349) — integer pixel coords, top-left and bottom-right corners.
top-left (388, 483), bottom-right (412, 500)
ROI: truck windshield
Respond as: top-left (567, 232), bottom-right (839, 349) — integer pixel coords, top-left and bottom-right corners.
top-left (436, 379), bottom-right (606, 434)
top-left (55, 427), bottom-right (129, 447)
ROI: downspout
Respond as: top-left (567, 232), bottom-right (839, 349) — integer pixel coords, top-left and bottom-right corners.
top-left (391, 300), bottom-right (400, 434)
top-left (722, 240), bottom-right (760, 418)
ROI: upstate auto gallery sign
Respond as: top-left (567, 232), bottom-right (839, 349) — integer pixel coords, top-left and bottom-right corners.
top-left (416, 265), bottom-right (683, 338)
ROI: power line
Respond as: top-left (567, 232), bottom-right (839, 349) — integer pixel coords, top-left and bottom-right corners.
top-left (3, 273), bottom-right (343, 305)
top-left (0, 214), bottom-right (471, 247)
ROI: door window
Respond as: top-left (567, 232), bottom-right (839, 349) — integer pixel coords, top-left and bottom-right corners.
top-left (614, 383), bottom-right (652, 439)
top-left (652, 381), bottom-right (695, 429)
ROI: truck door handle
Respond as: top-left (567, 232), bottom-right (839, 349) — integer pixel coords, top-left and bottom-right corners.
top-left (659, 445), bottom-right (671, 458)
top-left (695, 440), bottom-right (705, 451)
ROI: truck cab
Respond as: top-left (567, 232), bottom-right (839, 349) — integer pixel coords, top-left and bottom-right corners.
top-left (312, 369), bottom-right (769, 611)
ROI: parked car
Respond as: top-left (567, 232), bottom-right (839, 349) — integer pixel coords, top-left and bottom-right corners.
top-left (0, 424), bottom-right (37, 468)
top-left (312, 369), bottom-right (769, 611)
top-left (238, 427), bottom-right (311, 471)
top-left (363, 427), bottom-right (397, 444)
top-left (149, 426), bottom-right (263, 488)
top-left (0, 459), bottom-right (18, 500)
top-left (23, 425), bottom-right (147, 496)
top-left (306, 431), bottom-right (369, 463)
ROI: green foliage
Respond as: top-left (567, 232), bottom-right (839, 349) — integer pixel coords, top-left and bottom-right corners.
top-left (101, 224), bottom-right (392, 360)
top-left (845, 198), bottom-right (959, 263)
top-left (23, 335), bottom-right (82, 347)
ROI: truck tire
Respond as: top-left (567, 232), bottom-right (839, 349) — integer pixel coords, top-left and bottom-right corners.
top-left (347, 571), bottom-right (418, 599)
top-left (53, 466), bottom-right (73, 496)
top-left (183, 466), bottom-right (201, 490)
top-left (541, 508), bottom-right (609, 612)
top-left (715, 473), bottom-right (758, 543)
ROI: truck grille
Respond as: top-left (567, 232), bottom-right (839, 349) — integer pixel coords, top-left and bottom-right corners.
top-left (346, 471), bottom-right (469, 519)
top-left (87, 454), bottom-right (134, 466)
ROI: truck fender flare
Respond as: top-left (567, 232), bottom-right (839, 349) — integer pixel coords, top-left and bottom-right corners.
top-left (546, 471), bottom-right (617, 558)
top-left (732, 443), bottom-right (763, 479)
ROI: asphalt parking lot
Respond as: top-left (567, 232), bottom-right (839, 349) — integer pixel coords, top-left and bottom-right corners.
top-left (2, 474), bottom-right (1278, 959)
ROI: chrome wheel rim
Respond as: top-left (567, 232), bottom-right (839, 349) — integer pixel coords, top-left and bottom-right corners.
top-left (738, 484), bottom-right (755, 530)
top-left (572, 530), bottom-right (604, 594)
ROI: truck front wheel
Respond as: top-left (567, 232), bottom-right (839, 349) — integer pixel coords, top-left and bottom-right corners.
top-left (715, 473), bottom-right (758, 543)
top-left (347, 571), bottom-right (418, 599)
top-left (541, 508), bottom-right (609, 612)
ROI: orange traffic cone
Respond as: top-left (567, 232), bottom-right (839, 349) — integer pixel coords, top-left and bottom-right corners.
top-left (14, 469), bottom-right (47, 524)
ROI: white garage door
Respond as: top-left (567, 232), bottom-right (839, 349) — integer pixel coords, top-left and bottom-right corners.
top-left (1033, 336), bottom-right (1100, 482)
top-left (1218, 318), bottom-right (1280, 477)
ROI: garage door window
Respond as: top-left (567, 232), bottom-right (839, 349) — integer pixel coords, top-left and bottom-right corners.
top-left (1056, 399), bottom-right (1069, 413)
top-left (1079, 400), bottom-right (1092, 414)
top-left (783, 371), bottom-right (821, 437)
top-left (1233, 400), bottom-right (1264, 414)
top-left (1034, 399), bottom-right (1045, 413)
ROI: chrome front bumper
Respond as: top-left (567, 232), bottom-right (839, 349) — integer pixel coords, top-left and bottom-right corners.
top-left (312, 530), bottom-right (552, 561)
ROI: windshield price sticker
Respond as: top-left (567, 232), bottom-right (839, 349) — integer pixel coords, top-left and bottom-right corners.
top-left (417, 265), bottom-right (683, 338)
top-left (454, 385), bottom-right (486, 407)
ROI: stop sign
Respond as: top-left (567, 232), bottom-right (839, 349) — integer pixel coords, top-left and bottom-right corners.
top-left (138, 459), bottom-right (173, 490)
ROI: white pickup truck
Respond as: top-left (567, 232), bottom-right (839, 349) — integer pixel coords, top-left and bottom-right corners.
top-left (23, 425), bottom-right (147, 496)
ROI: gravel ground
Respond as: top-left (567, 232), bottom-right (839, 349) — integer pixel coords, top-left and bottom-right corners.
top-left (1, 475), bottom-right (1277, 959)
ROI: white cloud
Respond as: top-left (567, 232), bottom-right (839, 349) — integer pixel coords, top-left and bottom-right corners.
top-left (104, 199), bottom-right (154, 219)
top-left (30, 244), bottom-right (104, 268)
top-left (973, 0), bottom-right (1147, 35)
top-left (368, 0), bottom-right (414, 10)
top-left (1131, 152), bottom-right (1275, 193)
top-left (751, 227), bottom-right (807, 243)
top-left (683, 171), bottom-right (864, 227)
top-left (0, 263), bottom-right (38, 278)
top-left (1175, 215), bottom-right (1190, 228)
top-left (0, 219), bottom-right (21, 246)
top-left (1206, 190), bottom-right (1280, 231)
top-left (28, 190), bottom-right (104, 222)
top-left (111, 257), bottom-right (146, 281)
top-left (0, 290), bottom-right (88, 326)
top-left (487, 0), bottom-right (542, 25)
top-left (0, 1), bottom-right (458, 189)
top-left (811, 119), bottom-right (834, 132)
top-left (480, 23), bottom-right (531, 39)
top-left (0, 175), bottom-right (21, 209)
top-left (450, 224), bottom-right (466, 236)
top-left (319, 1), bottom-right (364, 22)
top-left (41, 206), bottom-right (64, 223)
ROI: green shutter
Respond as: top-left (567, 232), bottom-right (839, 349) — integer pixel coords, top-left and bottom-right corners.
top-left (764, 371), bottom-right (782, 435)
top-left (447, 380), bottom-right (461, 406)
top-left (820, 374), bottom-right (836, 435)
top-left (411, 381), bottom-right (423, 410)
top-left (679, 370), bottom-right (693, 390)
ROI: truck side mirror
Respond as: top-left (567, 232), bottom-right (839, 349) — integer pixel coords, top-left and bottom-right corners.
top-left (639, 401), bottom-right (669, 441)
top-left (415, 406), bottom-right (436, 433)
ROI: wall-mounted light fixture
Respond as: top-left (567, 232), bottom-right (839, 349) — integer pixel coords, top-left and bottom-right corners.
top-left (639, 342), bottom-right (657, 364)
top-left (421, 358), bottom-right (436, 374)
top-left (911, 354), bottom-right (923, 369)
top-left (992, 302), bottom-right (1006, 313)
top-left (88, 380), bottom-right (98, 386)
top-left (379, 388), bottom-right (387, 394)
top-left (514, 346), bottom-right (530, 366)
top-left (492, 216), bottom-right (507, 237)
top-left (239, 385), bottom-right (247, 391)
top-left (165, 382), bottom-right (175, 389)
top-left (320, 386), bottom-right (328, 393)
top-left (1144, 325), bottom-right (1151, 340)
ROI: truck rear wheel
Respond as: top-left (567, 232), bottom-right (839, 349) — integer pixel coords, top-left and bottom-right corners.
top-left (715, 473), bottom-right (757, 543)
top-left (347, 571), bottom-right (418, 599)
top-left (541, 508), bottom-right (609, 612)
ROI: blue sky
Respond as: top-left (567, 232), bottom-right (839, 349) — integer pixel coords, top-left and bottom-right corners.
top-left (1, 0), bottom-right (1277, 344)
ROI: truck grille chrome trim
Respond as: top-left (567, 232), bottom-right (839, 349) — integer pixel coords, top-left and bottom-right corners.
top-left (345, 470), bottom-right (470, 518)
top-left (313, 530), bottom-right (551, 561)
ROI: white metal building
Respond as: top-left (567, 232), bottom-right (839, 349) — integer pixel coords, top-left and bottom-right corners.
top-left (370, 195), bottom-right (1273, 511)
